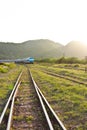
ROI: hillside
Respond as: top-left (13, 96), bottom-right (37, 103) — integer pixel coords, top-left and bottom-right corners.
top-left (0, 39), bottom-right (87, 59)
top-left (0, 39), bottom-right (63, 59)
top-left (63, 41), bottom-right (87, 58)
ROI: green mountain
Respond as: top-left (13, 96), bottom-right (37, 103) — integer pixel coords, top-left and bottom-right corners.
top-left (0, 39), bottom-right (87, 60)
top-left (0, 39), bottom-right (63, 59)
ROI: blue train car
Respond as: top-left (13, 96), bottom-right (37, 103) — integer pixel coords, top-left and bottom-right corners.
top-left (15, 57), bottom-right (34, 64)
top-left (26, 57), bottom-right (34, 63)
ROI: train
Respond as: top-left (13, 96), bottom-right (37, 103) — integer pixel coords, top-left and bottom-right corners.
top-left (15, 57), bottom-right (34, 64)
top-left (0, 57), bottom-right (34, 64)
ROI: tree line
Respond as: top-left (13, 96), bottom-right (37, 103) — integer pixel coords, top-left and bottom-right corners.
top-left (36, 57), bottom-right (87, 64)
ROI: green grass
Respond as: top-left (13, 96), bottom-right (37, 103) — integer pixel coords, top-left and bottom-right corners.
top-left (0, 66), bottom-right (8, 73)
top-left (31, 63), bottom-right (87, 82)
top-left (29, 63), bottom-right (87, 129)
top-left (13, 115), bottom-right (24, 121)
top-left (0, 63), bottom-right (23, 115)
top-left (13, 115), bottom-right (34, 122)
top-left (5, 63), bottom-right (16, 68)
top-left (0, 63), bottom-right (16, 73)
top-left (25, 115), bottom-right (34, 122)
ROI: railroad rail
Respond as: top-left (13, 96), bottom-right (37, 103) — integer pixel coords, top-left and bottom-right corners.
top-left (57, 66), bottom-right (85, 71)
top-left (0, 68), bottom-right (67, 130)
top-left (40, 69), bottom-right (87, 86)
top-left (0, 71), bottom-right (22, 128)
top-left (30, 70), bottom-right (67, 130)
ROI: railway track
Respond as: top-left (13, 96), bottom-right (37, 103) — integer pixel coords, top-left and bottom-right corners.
top-left (0, 67), bottom-right (66, 130)
top-left (39, 69), bottom-right (87, 86)
top-left (61, 73), bottom-right (87, 82)
top-left (57, 66), bottom-right (85, 71)
top-left (55, 67), bottom-right (87, 81)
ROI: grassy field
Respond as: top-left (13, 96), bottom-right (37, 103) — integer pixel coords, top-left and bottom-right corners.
top-left (32, 63), bottom-right (87, 82)
top-left (29, 63), bottom-right (87, 130)
top-left (0, 63), bottom-right (23, 115)
top-left (1, 62), bottom-right (87, 129)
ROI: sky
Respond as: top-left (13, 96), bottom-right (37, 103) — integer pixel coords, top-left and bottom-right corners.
top-left (0, 0), bottom-right (87, 45)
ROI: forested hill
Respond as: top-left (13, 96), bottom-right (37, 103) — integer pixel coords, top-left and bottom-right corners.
top-left (0, 39), bottom-right (87, 59)
top-left (0, 39), bottom-right (63, 59)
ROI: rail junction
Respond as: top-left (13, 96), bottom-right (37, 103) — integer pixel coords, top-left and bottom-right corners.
top-left (0, 67), bottom-right (66, 130)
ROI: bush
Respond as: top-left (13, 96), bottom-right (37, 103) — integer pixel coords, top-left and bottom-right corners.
top-left (5, 63), bottom-right (16, 68)
top-left (73, 64), bottom-right (79, 67)
top-left (0, 67), bottom-right (8, 73)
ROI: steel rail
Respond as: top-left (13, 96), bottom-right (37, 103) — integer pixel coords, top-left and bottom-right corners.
top-left (42, 70), bottom-right (87, 86)
top-left (36, 83), bottom-right (67, 130)
top-left (29, 70), bottom-right (54, 130)
top-left (37, 67), bottom-right (87, 84)
top-left (29, 70), bottom-right (67, 130)
top-left (0, 71), bottom-right (22, 124)
top-left (6, 82), bottom-right (21, 130)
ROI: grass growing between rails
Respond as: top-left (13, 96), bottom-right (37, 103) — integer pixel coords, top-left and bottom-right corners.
top-left (30, 64), bottom-right (87, 130)
top-left (0, 63), bottom-right (23, 116)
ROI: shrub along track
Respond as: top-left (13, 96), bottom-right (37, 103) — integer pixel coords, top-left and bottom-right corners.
top-left (11, 67), bottom-right (48, 130)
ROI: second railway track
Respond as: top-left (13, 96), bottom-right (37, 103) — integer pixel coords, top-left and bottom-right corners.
top-left (38, 69), bottom-right (87, 86)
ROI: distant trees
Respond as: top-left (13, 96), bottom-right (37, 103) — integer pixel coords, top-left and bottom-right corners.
top-left (56, 57), bottom-right (81, 64)
top-left (37, 57), bottom-right (86, 64)
top-left (36, 58), bottom-right (57, 63)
